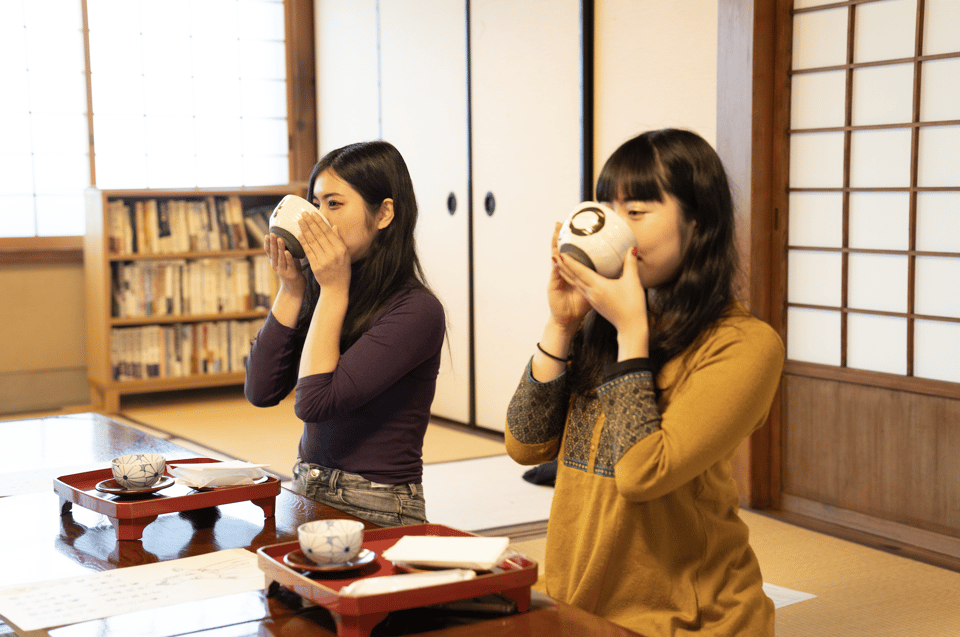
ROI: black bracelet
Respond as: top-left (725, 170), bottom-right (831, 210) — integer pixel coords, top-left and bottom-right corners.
top-left (537, 342), bottom-right (569, 363)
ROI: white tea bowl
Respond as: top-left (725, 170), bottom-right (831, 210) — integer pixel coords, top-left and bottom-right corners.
top-left (298, 519), bottom-right (366, 565)
top-left (111, 453), bottom-right (166, 490)
top-left (268, 194), bottom-right (326, 259)
top-left (557, 201), bottom-right (638, 278)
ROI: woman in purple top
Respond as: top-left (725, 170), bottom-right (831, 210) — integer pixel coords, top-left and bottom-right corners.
top-left (245, 141), bottom-right (445, 527)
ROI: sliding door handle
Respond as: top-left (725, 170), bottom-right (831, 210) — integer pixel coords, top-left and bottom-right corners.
top-left (484, 192), bottom-right (496, 216)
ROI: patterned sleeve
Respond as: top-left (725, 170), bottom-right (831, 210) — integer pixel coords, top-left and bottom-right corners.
top-left (595, 371), bottom-right (662, 471)
top-left (506, 359), bottom-right (570, 444)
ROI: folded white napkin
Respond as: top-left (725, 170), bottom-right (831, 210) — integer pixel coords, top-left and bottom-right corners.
top-left (169, 461), bottom-right (269, 488)
top-left (381, 535), bottom-right (510, 571)
top-left (339, 569), bottom-right (476, 597)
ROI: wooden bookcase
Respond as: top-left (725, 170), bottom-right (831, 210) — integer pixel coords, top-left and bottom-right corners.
top-left (84, 185), bottom-right (302, 413)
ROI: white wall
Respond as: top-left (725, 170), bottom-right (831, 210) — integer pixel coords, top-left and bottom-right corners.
top-left (594, 0), bottom-right (718, 183)
top-left (314, 0), bottom-right (381, 154)
top-left (314, 0), bottom-right (719, 168)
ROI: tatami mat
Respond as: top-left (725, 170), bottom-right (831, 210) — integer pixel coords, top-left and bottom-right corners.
top-left (422, 454), bottom-right (553, 537)
top-left (115, 387), bottom-right (506, 480)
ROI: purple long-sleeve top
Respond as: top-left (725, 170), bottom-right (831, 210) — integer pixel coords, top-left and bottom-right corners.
top-left (244, 281), bottom-right (445, 484)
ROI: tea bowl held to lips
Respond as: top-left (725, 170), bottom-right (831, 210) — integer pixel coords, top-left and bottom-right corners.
top-left (111, 453), bottom-right (166, 490)
top-left (298, 519), bottom-right (366, 565)
top-left (268, 194), bottom-right (330, 260)
top-left (557, 201), bottom-right (639, 278)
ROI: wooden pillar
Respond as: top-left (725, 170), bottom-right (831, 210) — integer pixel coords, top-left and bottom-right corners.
top-left (716, 0), bottom-right (785, 509)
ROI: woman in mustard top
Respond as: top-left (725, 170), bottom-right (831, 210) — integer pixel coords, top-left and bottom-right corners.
top-left (506, 129), bottom-right (784, 635)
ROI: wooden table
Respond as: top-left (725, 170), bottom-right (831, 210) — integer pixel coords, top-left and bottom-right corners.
top-left (0, 413), bottom-right (640, 636)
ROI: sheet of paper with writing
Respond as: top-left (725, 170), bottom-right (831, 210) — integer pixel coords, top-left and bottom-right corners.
top-left (0, 548), bottom-right (265, 631)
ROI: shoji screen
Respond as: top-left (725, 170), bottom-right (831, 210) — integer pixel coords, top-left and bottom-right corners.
top-left (87, 0), bottom-right (289, 189)
top-left (787, 0), bottom-right (960, 384)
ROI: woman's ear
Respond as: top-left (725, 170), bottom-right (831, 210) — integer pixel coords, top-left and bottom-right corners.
top-left (377, 198), bottom-right (395, 230)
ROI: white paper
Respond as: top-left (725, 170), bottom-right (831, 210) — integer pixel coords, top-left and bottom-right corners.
top-left (763, 582), bottom-right (817, 608)
top-left (0, 549), bottom-right (265, 631)
top-left (381, 535), bottom-right (510, 570)
top-left (339, 569), bottom-right (476, 597)
top-left (169, 461), bottom-right (269, 488)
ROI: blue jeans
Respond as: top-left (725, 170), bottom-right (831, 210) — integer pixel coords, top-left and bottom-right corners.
top-left (291, 459), bottom-right (428, 527)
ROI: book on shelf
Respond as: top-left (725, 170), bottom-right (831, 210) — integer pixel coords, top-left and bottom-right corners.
top-left (110, 257), bottom-right (272, 319)
top-left (108, 196), bottom-right (256, 256)
top-left (243, 205), bottom-right (274, 246)
top-left (111, 320), bottom-right (262, 381)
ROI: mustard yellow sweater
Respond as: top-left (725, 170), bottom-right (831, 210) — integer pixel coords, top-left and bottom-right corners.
top-left (506, 307), bottom-right (784, 636)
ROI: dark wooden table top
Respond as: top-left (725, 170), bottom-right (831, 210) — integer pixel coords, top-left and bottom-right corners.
top-left (0, 413), bottom-right (640, 637)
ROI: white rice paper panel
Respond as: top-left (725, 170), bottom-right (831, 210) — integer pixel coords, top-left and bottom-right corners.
top-left (788, 250), bottom-right (842, 307)
top-left (922, 0), bottom-right (960, 56)
top-left (918, 126), bottom-right (960, 187)
top-left (915, 256), bottom-right (960, 319)
top-left (789, 192), bottom-right (843, 248)
top-left (850, 129), bottom-right (912, 188)
top-left (851, 64), bottom-right (914, 126)
top-left (854, 0), bottom-right (917, 63)
top-left (13, 0), bottom-right (88, 236)
top-left (847, 313), bottom-right (907, 375)
top-left (787, 307), bottom-right (841, 365)
top-left (792, 7), bottom-right (847, 70)
top-left (790, 132), bottom-right (845, 188)
top-left (849, 192), bottom-right (910, 251)
top-left (916, 193), bottom-right (960, 253)
top-left (848, 253), bottom-right (909, 314)
top-left (791, 70), bottom-right (846, 129)
top-left (920, 58), bottom-right (960, 122)
top-left (915, 319), bottom-right (960, 383)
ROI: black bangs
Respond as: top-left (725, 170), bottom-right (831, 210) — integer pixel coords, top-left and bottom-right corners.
top-left (595, 134), bottom-right (666, 204)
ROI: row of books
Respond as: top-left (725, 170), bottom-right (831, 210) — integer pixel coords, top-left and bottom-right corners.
top-left (111, 256), bottom-right (276, 318)
top-left (107, 196), bottom-right (265, 255)
top-left (111, 320), bottom-right (263, 381)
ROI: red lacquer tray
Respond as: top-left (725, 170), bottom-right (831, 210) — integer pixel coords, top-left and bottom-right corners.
top-left (257, 524), bottom-right (538, 637)
top-left (54, 457), bottom-right (281, 541)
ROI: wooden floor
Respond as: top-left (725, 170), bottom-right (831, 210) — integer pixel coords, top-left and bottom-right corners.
top-left (7, 400), bottom-right (960, 635)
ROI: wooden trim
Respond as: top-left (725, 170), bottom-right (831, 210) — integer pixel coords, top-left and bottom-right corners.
top-left (0, 237), bottom-right (83, 265)
top-left (81, 0), bottom-right (95, 186)
top-left (788, 119), bottom-right (960, 134)
top-left (792, 0), bottom-right (883, 13)
top-left (779, 494), bottom-right (960, 572)
top-left (580, 0), bottom-right (594, 202)
top-left (790, 50), bottom-right (960, 74)
top-left (717, 0), bottom-right (780, 508)
top-left (785, 360), bottom-right (960, 399)
top-left (285, 0), bottom-right (318, 182)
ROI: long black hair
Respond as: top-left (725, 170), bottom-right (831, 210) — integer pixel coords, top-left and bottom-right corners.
top-left (297, 140), bottom-right (432, 348)
top-left (569, 129), bottom-right (741, 396)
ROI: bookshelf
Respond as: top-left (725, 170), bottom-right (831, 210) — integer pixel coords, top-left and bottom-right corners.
top-left (84, 185), bottom-right (304, 413)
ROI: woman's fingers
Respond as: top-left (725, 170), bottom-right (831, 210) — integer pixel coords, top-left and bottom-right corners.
top-left (556, 252), bottom-right (601, 294)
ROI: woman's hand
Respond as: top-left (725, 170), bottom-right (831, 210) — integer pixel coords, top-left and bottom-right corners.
top-left (299, 211), bottom-right (351, 292)
top-left (556, 246), bottom-right (650, 360)
top-left (547, 223), bottom-right (591, 333)
top-left (265, 233), bottom-right (306, 298)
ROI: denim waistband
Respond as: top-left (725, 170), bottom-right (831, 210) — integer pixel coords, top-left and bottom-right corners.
top-left (293, 459), bottom-right (422, 496)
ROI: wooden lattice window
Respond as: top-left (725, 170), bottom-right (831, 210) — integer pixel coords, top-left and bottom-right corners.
top-left (786, 0), bottom-right (960, 388)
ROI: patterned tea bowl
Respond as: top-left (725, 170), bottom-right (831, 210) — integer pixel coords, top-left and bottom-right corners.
top-left (298, 519), bottom-right (366, 565)
top-left (111, 453), bottom-right (166, 490)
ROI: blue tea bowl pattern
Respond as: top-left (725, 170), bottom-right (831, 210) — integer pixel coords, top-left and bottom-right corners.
top-left (111, 453), bottom-right (166, 489)
top-left (298, 519), bottom-right (365, 565)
